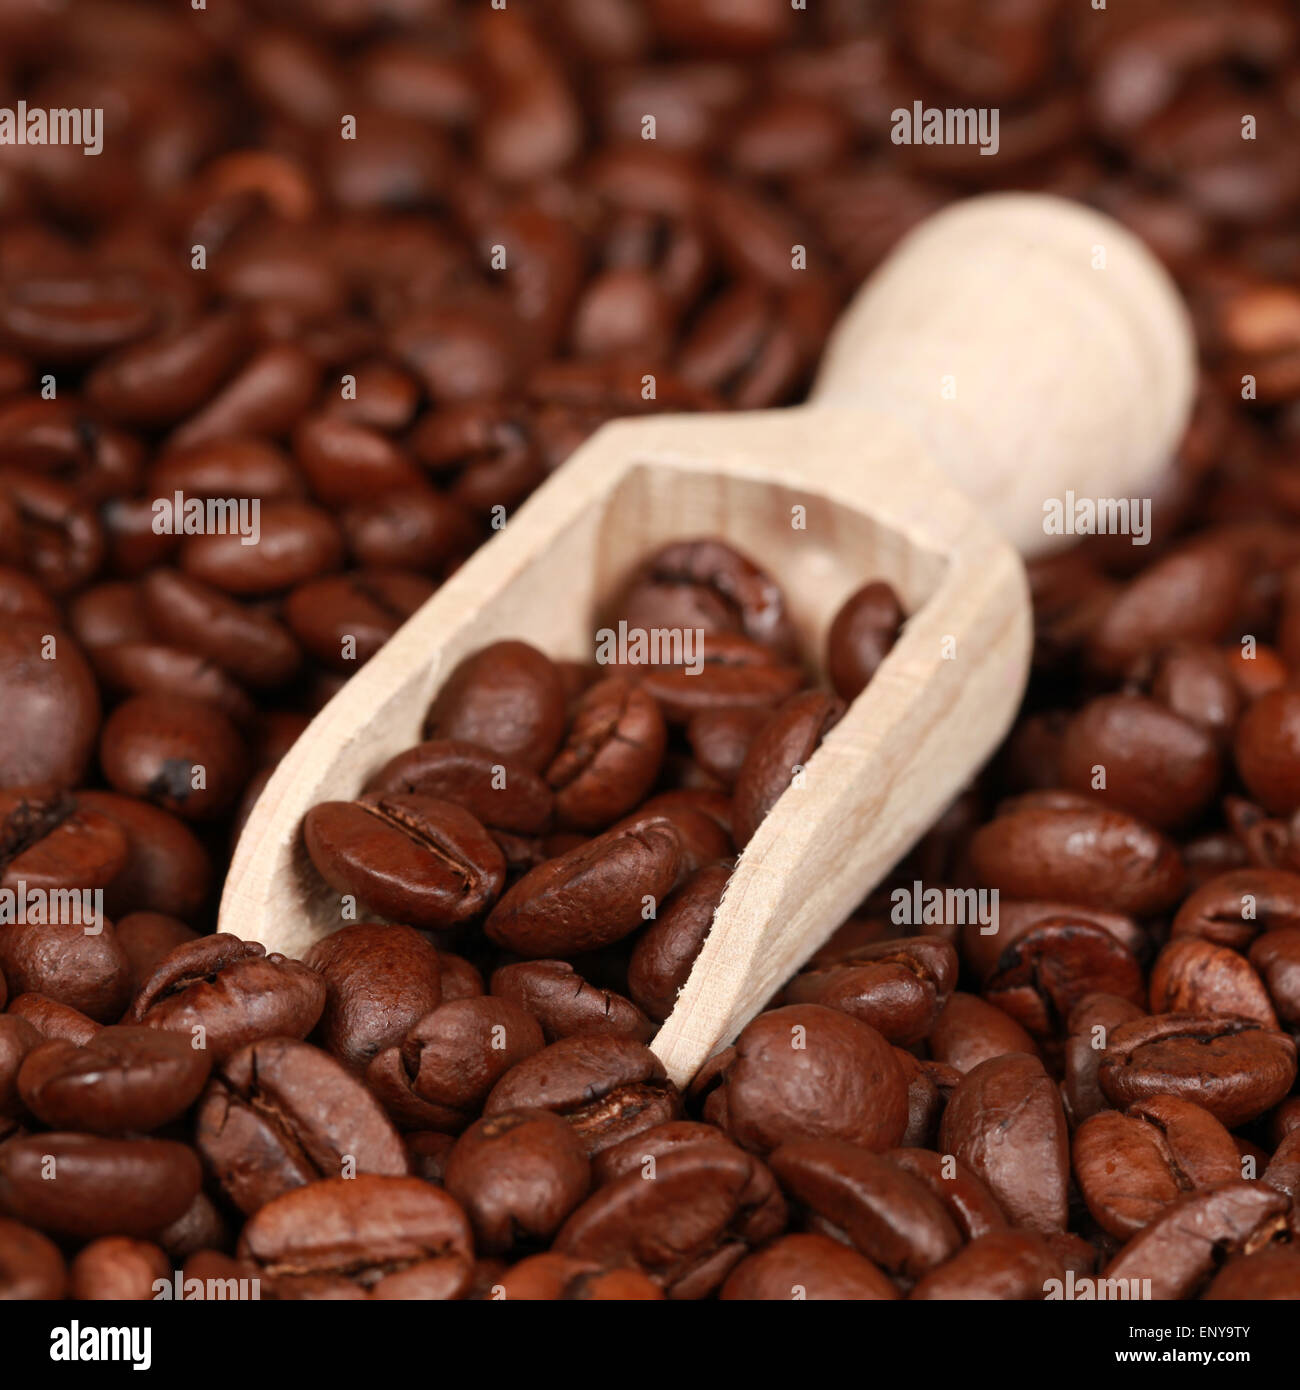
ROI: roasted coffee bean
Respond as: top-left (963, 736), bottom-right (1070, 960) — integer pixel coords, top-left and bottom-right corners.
top-left (0, 623), bottom-right (100, 790)
top-left (1062, 992), bottom-right (1148, 1123)
top-left (627, 862), bottom-right (730, 1021)
top-left (784, 936), bottom-right (957, 1046)
top-left (100, 693), bottom-right (248, 821)
top-left (0, 1133), bottom-right (201, 1240)
top-left (129, 934), bottom-right (326, 1063)
top-left (0, 919), bottom-right (131, 1024)
top-left (490, 960), bottom-right (654, 1043)
top-left (732, 691), bottom-right (845, 847)
top-left (545, 677), bottom-right (667, 830)
top-left (141, 569), bottom-right (301, 689)
top-left (1236, 689), bottom-right (1300, 815)
top-left (18, 1025), bottom-right (210, 1134)
top-left (114, 912), bottom-right (200, 996)
top-left (700, 1005), bottom-right (907, 1154)
top-left (1073, 1097), bottom-right (1240, 1240)
top-left (303, 923), bottom-right (441, 1072)
top-left (769, 1140), bottom-right (961, 1282)
top-left (69, 1237), bottom-right (171, 1300)
top-left (909, 1230), bottom-right (1065, 1301)
top-left (365, 739), bottom-right (553, 835)
top-left (181, 500), bottom-right (342, 596)
top-left (685, 708), bottom-right (768, 788)
top-left (237, 1175), bottom-right (473, 1300)
top-left (981, 917), bottom-right (1145, 1039)
top-left (719, 1233), bottom-right (897, 1300)
top-left (367, 997), bottom-right (544, 1133)
top-left (196, 1037), bottom-right (407, 1214)
top-left (76, 790), bottom-right (212, 922)
top-left (423, 641), bottom-right (567, 774)
top-left (1148, 937), bottom-right (1277, 1024)
top-left (614, 539), bottom-right (796, 660)
top-left (284, 570), bottom-right (435, 672)
top-left (0, 1217), bottom-right (66, 1299)
top-left (6, 995), bottom-right (101, 1046)
top-left (0, 787), bottom-right (127, 893)
top-left (1101, 1183), bottom-right (1290, 1300)
top-left (1059, 694), bottom-right (1220, 830)
top-left (1088, 539), bottom-right (1247, 678)
top-left (304, 794), bottom-right (505, 929)
top-left (485, 1034), bottom-right (681, 1157)
top-left (1204, 1247), bottom-right (1300, 1301)
top-left (970, 797), bottom-right (1186, 916)
top-left (0, 1015), bottom-right (41, 1129)
top-left (826, 581), bottom-right (904, 701)
top-left (629, 633), bottom-right (804, 725)
top-left (1098, 1014), bottom-right (1297, 1128)
top-left (939, 1053), bottom-right (1069, 1234)
top-left (445, 1109), bottom-right (591, 1254)
top-left (1250, 927), bottom-right (1300, 1025)
top-left (492, 1252), bottom-right (663, 1301)
top-left (928, 992), bottom-right (1039, 1074)
top-left (486, 820), bottom-right (680, 957)
top-left (555, 1145), bottom-right (784, 1298)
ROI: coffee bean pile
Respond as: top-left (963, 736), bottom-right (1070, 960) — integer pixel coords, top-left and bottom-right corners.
top-left (2, 0), bottom-right (1300, 1300)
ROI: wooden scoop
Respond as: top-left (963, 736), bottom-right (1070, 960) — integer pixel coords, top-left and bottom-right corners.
top-left (220, 193), bottom-right (1195, 1087)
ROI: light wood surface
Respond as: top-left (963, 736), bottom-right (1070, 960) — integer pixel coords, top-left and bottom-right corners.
top-left (219, 194), bottom-right (1195, 1086)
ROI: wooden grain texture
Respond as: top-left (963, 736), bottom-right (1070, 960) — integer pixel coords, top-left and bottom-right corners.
top-left (812, 193), bottom-right (1196, 557)
top-left (219, 193), bottom-right (1195, 1086)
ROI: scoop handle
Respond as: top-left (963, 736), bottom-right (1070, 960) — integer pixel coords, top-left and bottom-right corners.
top-left (808, 193), bottom-right (1196, 557)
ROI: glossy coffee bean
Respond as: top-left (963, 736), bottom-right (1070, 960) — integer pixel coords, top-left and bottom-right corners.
top-left (701, 1005), bottom-right (907, 1154)
top-left (237, 1175), bottom-right (473, 1300)
top-left (18, 1025), bottom-right (211, 1134)
top-left (0, 1133), bottom-right (201, 1239)
top-left (555, 1145), bottom-right (783, 1298)
top-left (0, 623), bottom-right (99, 790)
top-left (627, 862), bottom-right (730, 1022)
top-left (732, 691), bottom-right (845, 847)
top-left (69, 1237), bottom-right (171, 1300)
top-left (365, 739), bottom-right (553, 834)
top-left (486, 820), bottom-right (680, 957)
top-left (485, 1034), bottom-right (681, 1157)
top-left (303, 923), bottom-right (441, 1072)
top-left (129, 934), bottom-right (326, 1063)
top-left (445, 1109), bottom-right (591, 1254)
top-left (0, 1217), bottom-right (66, 1299)
top-left (423, 641), bottom-right (567, 774)
top-left (1099, 1014), bottom-right (1297, 1128)
top-left (545, 677), bottom-right (667, 830)
top-left (304, 794), bottom-right (505, 929)
top-left (367, 996), bottom-right (544, 1133)
top-left (100, 693), bottom-right (248, 821)
top-left (196, 1037), bottom-right (408, 1214)
top-left (1059, 694), bottom-right (1220, 830)
top-left (490, 960), bottom-right (654, 1043)
top-left (939, 1053), bottom-right (1069, 1234)
top-left (970, 796), bottom-right (1186, 916)
top-left (720, 1232), bottom-right (897, 1300)
top-left (826, 581), bottom-right (904, 701)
